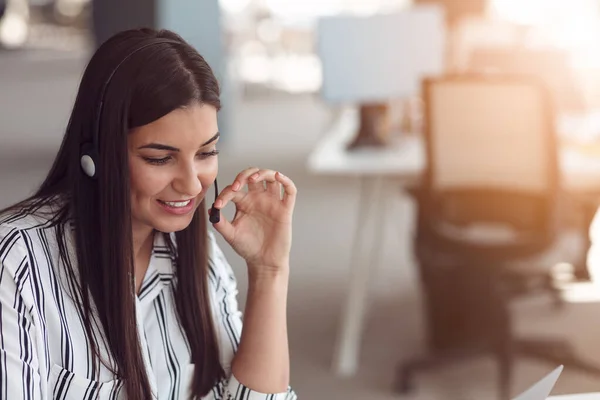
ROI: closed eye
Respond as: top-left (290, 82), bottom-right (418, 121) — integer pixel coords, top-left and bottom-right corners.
top-left (142, 150), bottom-right (219, 166)
top-left (143, 156), bottom-right (171, 165)
top-left (198, 149), bottom-right (220, 159)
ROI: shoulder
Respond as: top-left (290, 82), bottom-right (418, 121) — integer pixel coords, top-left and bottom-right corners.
top-left (0, 198), bottom-right (64, 234)
top-left (0, 210), bottom-right (46, 259)
top-left (0, 219), bottom-right (32, 288)
top-left (0, 220), bottom-right (27, 258)
top-left (1, 210), bottom-right (52, 232)
top-left (0, 205), bottom-right (65, 278)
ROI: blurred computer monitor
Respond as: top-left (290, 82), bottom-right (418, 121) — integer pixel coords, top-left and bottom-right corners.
top-left (316, 5), bottom-right (446, 105)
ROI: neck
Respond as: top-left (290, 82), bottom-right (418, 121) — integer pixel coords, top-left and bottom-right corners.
top-left (132, 226), bottom-right (153, 257)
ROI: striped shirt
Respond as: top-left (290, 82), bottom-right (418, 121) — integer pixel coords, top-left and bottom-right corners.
top-left (0, 210), bottom-right (297, 399)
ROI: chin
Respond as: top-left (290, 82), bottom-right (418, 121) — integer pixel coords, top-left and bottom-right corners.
top-left (152, 215), bottom-right (196, 233)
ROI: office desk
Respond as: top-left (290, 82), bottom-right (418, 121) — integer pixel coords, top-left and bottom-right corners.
top-left (308, 109), bottom-right (600, 189)
top-left (307, 108), bottom-right (600, 378)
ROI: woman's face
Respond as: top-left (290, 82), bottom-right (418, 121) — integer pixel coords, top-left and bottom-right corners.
top-left (128, 103), bottom-right (219, 234)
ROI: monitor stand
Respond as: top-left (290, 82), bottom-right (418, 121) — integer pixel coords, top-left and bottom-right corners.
top-left (346, 103), bottom-right (390, 150)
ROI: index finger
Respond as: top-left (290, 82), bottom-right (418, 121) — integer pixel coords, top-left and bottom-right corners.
top-left (276, 172), bottom-right (297, 208)
top-left (232, 167), bottom-right (261, 191)
top-left (213, 183), bottom-right (246, 210)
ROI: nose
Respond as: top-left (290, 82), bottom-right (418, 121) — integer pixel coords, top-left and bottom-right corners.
top-left (172, 159), bottom-right (203, 197)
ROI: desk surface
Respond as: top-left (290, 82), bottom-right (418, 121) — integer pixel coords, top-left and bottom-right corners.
top-left (307, 108), bottom-right (600, 192)
top-left (307, 109), bottom-right (424, 177)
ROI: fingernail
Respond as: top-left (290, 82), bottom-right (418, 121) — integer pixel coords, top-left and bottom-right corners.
top-left (251, 172), bottom-right (259, 180)
top-left (216, 200), bottom-right (223, 208)
top-left (233, 182), bottom-right (240, 191)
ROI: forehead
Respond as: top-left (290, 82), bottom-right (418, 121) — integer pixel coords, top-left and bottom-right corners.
top-left (129, 103), bottom-right (218, 145)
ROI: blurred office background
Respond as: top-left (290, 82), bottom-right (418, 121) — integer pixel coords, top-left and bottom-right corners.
top-left (4, 0), bottom-right (600, 399)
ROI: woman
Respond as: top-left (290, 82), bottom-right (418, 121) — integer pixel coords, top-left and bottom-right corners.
top-left (0, 28), bottom-right (297, 399)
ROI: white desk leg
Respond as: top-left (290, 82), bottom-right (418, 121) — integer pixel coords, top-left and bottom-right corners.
top-left (332, 176), bottom-right (387, 377)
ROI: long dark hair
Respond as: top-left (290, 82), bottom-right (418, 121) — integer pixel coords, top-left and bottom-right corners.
top-left (1, 28), bottom-right (224, 399)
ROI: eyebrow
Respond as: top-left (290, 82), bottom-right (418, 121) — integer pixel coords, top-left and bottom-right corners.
top-left (137, 132), bottom-right (220, 151)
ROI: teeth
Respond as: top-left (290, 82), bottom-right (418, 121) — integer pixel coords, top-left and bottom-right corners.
top-left (163, 200), bottom-right (191, 207)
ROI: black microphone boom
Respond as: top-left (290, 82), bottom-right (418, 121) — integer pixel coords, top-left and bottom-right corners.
top-left (209, 179), bottom-right (220, 224)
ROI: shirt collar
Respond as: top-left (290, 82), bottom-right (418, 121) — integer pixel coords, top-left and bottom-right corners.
top-left (137, 232), bottom-right (176, 303)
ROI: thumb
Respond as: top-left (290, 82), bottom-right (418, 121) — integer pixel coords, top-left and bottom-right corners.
top-left (208, 208), bottom-right (236, 244)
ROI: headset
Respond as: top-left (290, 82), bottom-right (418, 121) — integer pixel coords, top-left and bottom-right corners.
top-left (81, 38), bottom-right (221, 224)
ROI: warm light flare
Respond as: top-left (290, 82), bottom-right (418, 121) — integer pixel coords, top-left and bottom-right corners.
top-left (490, 0), bottom-right (600, 27)
top-left (491, 0), bottom-right (600, 73)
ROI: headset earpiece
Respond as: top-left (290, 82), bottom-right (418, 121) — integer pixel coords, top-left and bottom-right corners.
top-left (80, 142), bottom-right (99, 178)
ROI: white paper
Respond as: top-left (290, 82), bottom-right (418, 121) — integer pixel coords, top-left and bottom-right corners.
top-left (513, 365), bottom-right (564, 400)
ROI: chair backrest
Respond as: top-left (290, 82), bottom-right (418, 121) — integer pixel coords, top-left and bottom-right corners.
top-left (421, 75), bottom-right (559, 235)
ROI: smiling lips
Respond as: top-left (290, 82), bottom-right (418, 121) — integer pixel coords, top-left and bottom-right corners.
top-left (157, 198), bottom-right (195, 215)
top-left (161, 200), bottom-right (192, 207)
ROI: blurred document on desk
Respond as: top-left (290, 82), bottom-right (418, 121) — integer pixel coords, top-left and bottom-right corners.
top-left (513, 365), bottom-right (563, 400)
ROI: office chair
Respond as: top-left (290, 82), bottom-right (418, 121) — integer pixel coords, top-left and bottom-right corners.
top-left (395, 76), bottom-right (600, 400)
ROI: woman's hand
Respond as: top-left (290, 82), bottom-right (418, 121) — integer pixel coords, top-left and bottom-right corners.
top-left (209, 167), bottom-right (297, 276)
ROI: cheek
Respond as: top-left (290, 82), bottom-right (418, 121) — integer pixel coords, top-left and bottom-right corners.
top-left (204, 159), bottom-right (219, 178)
top-left (129, 161), bottom-right (171, 198)
top-left (201, 160), bottom-right (219, 189)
